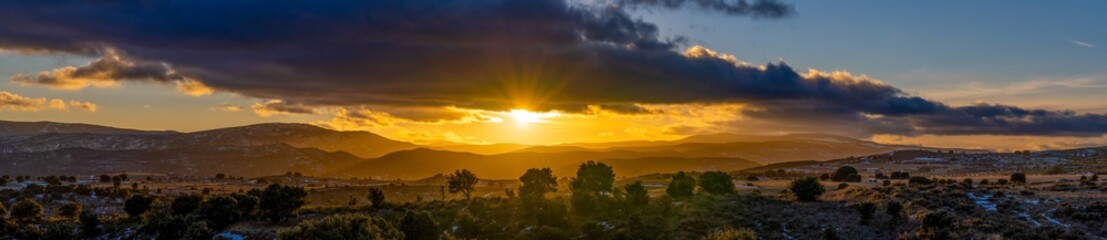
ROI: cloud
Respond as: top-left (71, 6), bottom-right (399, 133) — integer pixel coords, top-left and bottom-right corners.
top-left (210, 103), bottom-right (243, 112)
top-left (251, 100), bottom-right (317, 117)
top-left (1, 0), bottom-right (1105, 137)
top-left (1072, 40), bottom-right (1096, 48)
top-left (0, 91), bottom-right (97, 112)
top-left (616, 0), bottom-right (794, 18)
top-left (10, 51), bottom-right (213, 96)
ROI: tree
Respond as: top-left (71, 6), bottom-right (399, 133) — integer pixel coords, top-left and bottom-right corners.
top-left (368, 188), bottom-right (386, 208)
top-left (831, 166), bottom-right (860, 182)
top-left (232, 194), bottom-right (259, 219)
top-left (278, 214), bottom-right (403, 240)
top-left (666, 171), bottom-right (696, 198)
top-left (124, 195), bottom-right (154, 219)
top-left (518, 168), bottom-right (558, 199)
top-left (447, 169), bottom-right (478, 200)
top-left (172, 194), bottom-right (204, 215)
top-left (623, 181), bottom-right (649, 205)
top-left (699, 171), bottom-right (736, 195)
top-left (256, 184), bottom-right (307, 223)
top-left (99, 175), bottom-right (111, 183)
top-left (399, 211), bottom-right (438, 240)
top-left (819, 173), bottom-right (831, 181)
top-left (11, 198), bottom-right (44, 223)
top-left (215, 173), bottom-right (225, 179)
top-left (198, 196), bottom-right (241, 230)
top-left (788, 177), bottom-right (825, 201)
top-left (570, 161), bottom-right (615, 196)
top-left (56, 202), bottom-right (83, 219)
top-left (1010, 172), bottom-right (1027, 184)
top-left (857, 202), bottom-right (876, 225)
top-left (908, 176), bottom-right (932, 185)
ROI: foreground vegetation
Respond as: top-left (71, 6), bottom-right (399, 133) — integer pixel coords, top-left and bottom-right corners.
top-left (1, 164), bottom-right (1104, 239)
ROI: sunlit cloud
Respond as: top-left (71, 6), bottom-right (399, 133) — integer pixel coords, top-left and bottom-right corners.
top-left (0, 91), bottom-right (97, 112)
top-left (210, 103), bottom-right (243, 112)
top-left (252, 100), bottom-right (317, 117)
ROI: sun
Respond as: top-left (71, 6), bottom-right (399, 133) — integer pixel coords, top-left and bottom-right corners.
top-left (509, 109), bottom-right (553, 125)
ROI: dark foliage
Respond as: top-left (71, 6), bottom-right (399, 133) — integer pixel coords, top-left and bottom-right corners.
top-left (699, 171), bottom-right (736, 195)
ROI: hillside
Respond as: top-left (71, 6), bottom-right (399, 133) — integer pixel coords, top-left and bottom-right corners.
top-left (0, 120), bottom-right (174, 136)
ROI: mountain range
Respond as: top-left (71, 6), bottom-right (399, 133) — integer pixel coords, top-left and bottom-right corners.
top-left (0, 120), bottom-right (971, 179)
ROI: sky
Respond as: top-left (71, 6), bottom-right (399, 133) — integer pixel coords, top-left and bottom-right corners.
top-left (1, 0), bottom-right (1105, 150)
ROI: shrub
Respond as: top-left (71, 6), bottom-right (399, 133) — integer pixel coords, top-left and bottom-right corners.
top-left (908, 176), bottom-right (932, 185)
top-left (1010, 173), bottom-right (1027, 184)
top-left (704, 227), bottom-right (756, 240)
top-left (857, 202), bottom-right (876, 225)
top-left (171, 194), bottom-right (204, 215)
top-left (11, 199), bottom-right (44, 222)
top-left (278, 214), bottom-right (403, 240)
top-left (368, 188), bottom-right (386, 208)
top-left (56, 202), bottom-right (83, 219)
top-left (885, 201), bottom-right (904, 223)
top-left (837, 183), bottom-right (849, 190)
top-left (832, 166), bottom-right (860, 182)
top-left (124, 195), bottom-right (154, 219)
top-left (198, 196), bottom-right (241, 230)
top-left (623, 181), bottom-right (649, 205)
top-left (789, 177), bottom-right (825, 201)
top-left (699, 171), bottom-right (736, 195)
top-left (819, 173), bottom-right (831, 181)
top-left (666, 171), bottom-right (696, 199)
top-left (256, 184), bottom-right (306, 223)
top-left (399, 211), bottom-right (438, 240)
top-left (79, 210), bottom-right (100, 237)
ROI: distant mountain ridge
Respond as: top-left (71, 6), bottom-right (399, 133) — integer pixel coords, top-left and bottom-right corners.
top-left (0, 120), bottom-right (176, 136)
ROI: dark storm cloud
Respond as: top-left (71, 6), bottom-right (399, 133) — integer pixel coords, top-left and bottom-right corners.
top-left (616, 0), bottom-right (794, 18)
top-left (1, 0), bottom-right (1105, 136)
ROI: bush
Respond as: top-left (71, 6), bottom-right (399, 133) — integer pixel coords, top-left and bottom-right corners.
top-left (368, 188), bottom-right (386, 208)
top-left (699, 171), bottom-right (736, 195)
top-left (278, 214), bottom-right (403, 240)
top-left (56, 202), bottom-right (83, 219)
top-left (789, 177), bottom-right (825, 201)
top-left (832, 166), bottom-right (860, 182)
top-left (11, 199), bottom-right (44, 222)
top-left (124, 195), bottom-right (154, 218)
top-left (703, 227), bottom-right (756, 240)
top-left (171, 194), bottom-right (204, 215)
top-left (666, 171), bottom-right (696, 198)
top-left (79, 210), bottom-right (100, 237)
top-left (908, 176), bottom-right (932, 185)
top-left (885, 201), bottom-right (904, 223)
top-left (623, 181), bottom-right (649, 205)
top-left (1010, 173), bottom-right (1027, 184)
top-left (837, 183), bottom-right (849, 190)
top-left (857, 202), bottom-right (876, 225)
top-left (255, 184), bottom-right (306, 223)
top-left (198, 196), bottom-right (241, 230)
top-left (400, 211), bottom-right (438, 240)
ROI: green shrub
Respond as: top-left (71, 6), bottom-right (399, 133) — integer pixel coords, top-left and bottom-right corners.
top-left (279, 214), bottom-right (403, 240)
top-left (789, 177), bottom-right (825, 201)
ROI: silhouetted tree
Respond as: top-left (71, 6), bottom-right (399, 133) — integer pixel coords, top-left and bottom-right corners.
top-left (1010, 172), bottom-right (1027, 184)
top-left (699, 171), bottom-right (736, 195)
top-left (623, 181), bottom-right (649, 205)
top-left (11, 199), bottom-right (44, 223)
top-left (99, 175), bottom-right (111, 183)
top-left (448, 169), bottom-right (479, 200)
top-left (232, 194), bottom-right (259, 219)
top-left (368, 188), bottom-right (386, 208)
top-left (124, 195), bottom-right (154, 219)
top-left (666, 171), bottom-right (696, 199)
top-left (519, 168), bottom-right (558, 199)
top-left (400, 211), bottom-right (438, 240)
top-left (215, 173), bottom-right (225, 179)
top-left (788, 177), bottom-right (825, 201)
top-left (172, 194), bottom-right (204, 215)
top-left (570, 161), bottom-right (615, 196)
top-left (256, 184), bottom-right (306, 223)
